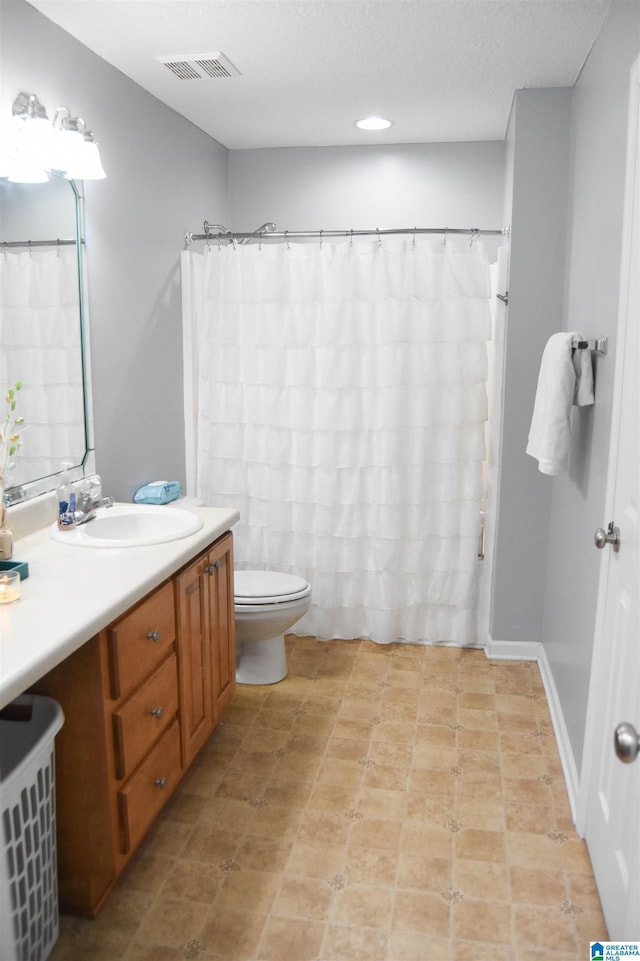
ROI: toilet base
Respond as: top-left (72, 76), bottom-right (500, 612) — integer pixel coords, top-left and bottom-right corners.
top-left (236, 633), bottom-right (288, 685)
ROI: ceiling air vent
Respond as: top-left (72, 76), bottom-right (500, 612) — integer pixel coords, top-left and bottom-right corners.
top-left (157, 52), bottom-right (241, 80)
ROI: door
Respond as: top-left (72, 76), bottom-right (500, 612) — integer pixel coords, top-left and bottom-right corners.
top-left (580, 59), bottom-right (640, 939)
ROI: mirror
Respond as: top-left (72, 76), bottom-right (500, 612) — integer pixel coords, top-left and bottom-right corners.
top-left (0, 174), bottom-right (94, 504)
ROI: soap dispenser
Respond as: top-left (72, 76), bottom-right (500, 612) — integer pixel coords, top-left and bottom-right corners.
top-left (56, 463), bottom-right (76, 530)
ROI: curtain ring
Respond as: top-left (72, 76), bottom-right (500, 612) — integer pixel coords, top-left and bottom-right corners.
top-left (285, 230), bottom-right (290, 250)
top-left (349, 229), bottom-right (354, 248)
top-left (319, 229), bottom-right (323, 249)
top-left (442, 228), bottom-right (447, 248)
top-left (376, 228), bottom-right (382, 248)
top-left (469, 228), bottom-right (480, 247)
top-left (231, 233), bottom-right (237, 249)
top-left (412, 227), bottom-right (417, 249)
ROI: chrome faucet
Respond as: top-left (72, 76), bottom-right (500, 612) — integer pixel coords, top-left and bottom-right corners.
top-left (74, 486), bottom-right (115, 526)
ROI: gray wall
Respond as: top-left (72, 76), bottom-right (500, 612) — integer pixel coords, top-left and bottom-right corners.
top-left (229, 141), bottom-right (505, 236)
top-left (493, 0), bottom-right (638, 770)
top-left (1, 0), bottom-right (229, 501)
top-left (492, 88), bottom-right (573, 644)
top-left (542, 1), bottom-right (639, 769)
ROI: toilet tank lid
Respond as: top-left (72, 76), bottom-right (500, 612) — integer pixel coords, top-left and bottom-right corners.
top-left (235, 570), bottom-right (310, 602)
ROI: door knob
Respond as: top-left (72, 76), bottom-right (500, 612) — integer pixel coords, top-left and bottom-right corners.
top-left (614, 722), bottom-right (640, 763)
top-left (594, 522), bottom-right (620, 552)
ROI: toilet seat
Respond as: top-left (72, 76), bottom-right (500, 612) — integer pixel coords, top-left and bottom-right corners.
top-left (235, 570), bottom-right (311, 606)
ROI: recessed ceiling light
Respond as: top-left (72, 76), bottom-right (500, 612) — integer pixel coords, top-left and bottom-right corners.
top-left (354, 116), bottom-right (394, 131)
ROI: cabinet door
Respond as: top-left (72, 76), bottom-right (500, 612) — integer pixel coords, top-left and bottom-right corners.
top-left (175, 553), bottom-right (214, 766)
top-left (207, 533), bottom-right (236, 723)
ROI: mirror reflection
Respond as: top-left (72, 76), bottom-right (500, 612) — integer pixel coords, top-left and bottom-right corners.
top-left (0, 174), bottom-right (93, 501)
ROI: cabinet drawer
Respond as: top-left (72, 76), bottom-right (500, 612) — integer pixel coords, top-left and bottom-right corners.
top-left (117, 720), bottom-right (181, 855)
top-left (112, 654), bottom-right (179, 780)
top-left (107, 581), bottom-right (176, 699)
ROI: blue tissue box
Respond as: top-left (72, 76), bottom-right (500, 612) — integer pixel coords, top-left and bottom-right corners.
top-left (133, 481), bottom-right (182, 505)
top-left (0, 560), bottom-right (29, 580)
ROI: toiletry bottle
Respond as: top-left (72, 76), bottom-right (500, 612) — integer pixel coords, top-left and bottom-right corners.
top-left (57, 464), bottom-right (76, 530)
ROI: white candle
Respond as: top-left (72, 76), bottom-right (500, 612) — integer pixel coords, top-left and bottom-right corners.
top-left (0, 571), bottom-right (20, 603)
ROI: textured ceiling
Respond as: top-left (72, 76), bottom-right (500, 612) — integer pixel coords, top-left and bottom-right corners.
top-left (27, 0), bottom-right (611, 149)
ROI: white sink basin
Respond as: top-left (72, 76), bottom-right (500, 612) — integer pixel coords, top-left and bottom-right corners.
top-left (49, 503), bottom-right (203, 548)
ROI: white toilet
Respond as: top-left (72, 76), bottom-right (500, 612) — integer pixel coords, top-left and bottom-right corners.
top-left (234, 570), bottom-right (311, 685)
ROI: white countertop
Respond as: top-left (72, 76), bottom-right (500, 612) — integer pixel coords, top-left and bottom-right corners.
top-left (0, 502), bottom-right (240, 709)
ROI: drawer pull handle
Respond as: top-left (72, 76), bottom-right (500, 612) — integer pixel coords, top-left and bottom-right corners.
top-left (149, 707), bottom-right (164, 719)
top-left (146, 630), bottom-right (160, 642)
top-left (154, 776), bottom-right (167, 789)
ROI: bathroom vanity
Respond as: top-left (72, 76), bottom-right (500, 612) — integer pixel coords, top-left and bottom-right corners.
top-left (0, 497), bottom-right (239, 917)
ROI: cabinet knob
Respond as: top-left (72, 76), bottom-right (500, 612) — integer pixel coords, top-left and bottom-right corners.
top-left (146, 629), bottom-right (160, 642)
top-left (154, 776), bottom-right (167, 789)
top-left (149, 706), bottom-right (164, 719)
top-left (206, 560), bottom-right (221, 575)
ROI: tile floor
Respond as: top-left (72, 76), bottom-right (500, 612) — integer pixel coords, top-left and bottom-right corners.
top-left (51, 637), bottom-right (608, 961)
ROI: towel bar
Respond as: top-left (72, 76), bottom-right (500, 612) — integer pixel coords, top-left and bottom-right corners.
top-left (571, 336), bottom-right (607, 354)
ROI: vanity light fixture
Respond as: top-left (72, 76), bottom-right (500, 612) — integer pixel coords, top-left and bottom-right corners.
top-left (50, 108), bottom-right (107, 181)
top-left (4, 91), bottom-right (106, 183)
top-left (354, 116), bottom-right (394, 131)
top-left (8, 92), bottom-right (54, 181)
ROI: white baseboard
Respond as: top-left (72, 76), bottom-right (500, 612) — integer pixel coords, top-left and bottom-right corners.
top-left (485, 635), bottom-right (580, 828)
top-left (484, 636), bottom-right (542, 661)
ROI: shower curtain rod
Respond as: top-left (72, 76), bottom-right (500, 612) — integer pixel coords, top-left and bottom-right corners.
top-left (185, 222), bottom-right (510, 244)
top-left (1, 238), bottom-right (78, 248)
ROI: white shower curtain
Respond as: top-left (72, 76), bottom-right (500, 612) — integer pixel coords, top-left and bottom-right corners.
top-left (182, 236), bottom-right (492, 644)
top-left (0, 246), bottom-right (85, 488)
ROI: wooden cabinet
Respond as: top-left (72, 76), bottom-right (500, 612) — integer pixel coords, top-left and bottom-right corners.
top-left (31, 532), bottom-right (235, 917)
top-left (209, 536), bottom-right (236, 720)
top-left (176, 532), bottom-right (236, 767)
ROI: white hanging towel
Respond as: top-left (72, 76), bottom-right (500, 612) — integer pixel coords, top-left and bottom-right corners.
top-left (526, 332), bottom-right (595, 475)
